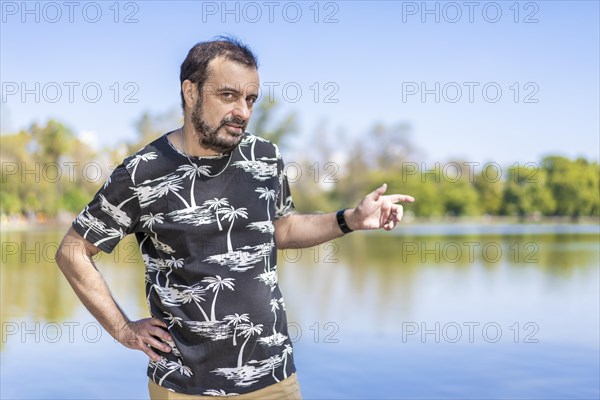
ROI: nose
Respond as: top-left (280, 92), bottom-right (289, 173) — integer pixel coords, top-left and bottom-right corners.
top-left (232, 99), bottom-right (251, 121)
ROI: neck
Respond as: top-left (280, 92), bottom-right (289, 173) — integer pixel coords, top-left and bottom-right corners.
top-left (181, 123), bottom-right (222, 157)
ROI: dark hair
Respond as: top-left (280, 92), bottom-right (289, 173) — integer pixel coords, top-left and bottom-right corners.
top-left (179, 35), bottom-right (258, 110)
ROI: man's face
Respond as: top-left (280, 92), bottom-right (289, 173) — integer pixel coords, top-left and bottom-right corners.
top-left (190, 57), bottom-right (259, 154)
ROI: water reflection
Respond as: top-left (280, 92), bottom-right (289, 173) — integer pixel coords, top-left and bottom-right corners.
top-left (1, 225), bottom-right (598, 398)
top-left (1, 226), bottom-right (598, 328)
top-left (1, 229), bottom-right (146, 327)
top-left (275, 229), bottom-right (599, 346)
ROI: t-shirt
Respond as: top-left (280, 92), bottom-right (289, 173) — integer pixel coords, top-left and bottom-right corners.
top-left (72, 131), bottom-right (297, 396)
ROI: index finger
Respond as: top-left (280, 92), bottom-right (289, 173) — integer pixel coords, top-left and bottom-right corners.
top-left (384, 194), bottom-right (415, 203)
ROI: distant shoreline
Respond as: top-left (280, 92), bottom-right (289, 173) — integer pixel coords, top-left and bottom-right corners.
top-left (401, 215), bottom-right (600, 225)
top-left (1, 215), bottom-right (598, 233)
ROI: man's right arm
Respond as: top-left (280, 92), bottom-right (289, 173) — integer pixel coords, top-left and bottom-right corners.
top-left (55, 226), bottom-right (172, 361)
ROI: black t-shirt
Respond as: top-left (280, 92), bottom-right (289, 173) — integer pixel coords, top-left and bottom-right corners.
top-left (72, 131), bottom-right (296, 395)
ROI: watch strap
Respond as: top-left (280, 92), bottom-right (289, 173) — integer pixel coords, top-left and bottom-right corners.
top-left (336, 209), bottom-right (353, 234)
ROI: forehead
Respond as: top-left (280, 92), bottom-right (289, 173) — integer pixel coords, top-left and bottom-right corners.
top-left (205, 56), bottom-right (259, 92)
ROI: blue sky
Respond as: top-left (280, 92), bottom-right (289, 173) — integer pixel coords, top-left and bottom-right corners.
top-left (1, 1), bottom-right (598, 166)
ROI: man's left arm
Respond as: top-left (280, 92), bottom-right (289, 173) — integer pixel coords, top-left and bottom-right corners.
top-left (274, 183), bottom-right (415, 249)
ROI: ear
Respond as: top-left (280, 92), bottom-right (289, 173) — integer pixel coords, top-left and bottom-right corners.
top-left (182, 80), bottom-right (197, 109)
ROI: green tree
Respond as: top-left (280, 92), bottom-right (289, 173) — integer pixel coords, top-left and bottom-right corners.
top-left (543, 156), bottom-right (599, 218)
top-left (30, 120), bottom-right (75, 162)
top-left (1, 130), bottom-right (33, 214)
top-left (502, 164), bottom-right (556, 217)
top-left (1, 121), bottom-right (103, 217)
top-left (474, 164), bottom-right (504, 215)
top-left (437, 162), bottom-right (480, 217)
top-left (389, 164), bottom-right (442, 217)
top-left (248, 98), bottom-right (297, 149)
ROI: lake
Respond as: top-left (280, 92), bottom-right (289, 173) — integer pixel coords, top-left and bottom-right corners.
top-left (1, 224), bottom-right (598, 399)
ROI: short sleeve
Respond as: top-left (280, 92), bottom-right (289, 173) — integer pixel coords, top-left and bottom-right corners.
top-left (72, 163), bottom-right (141, 253)
top-left (274, 147), bottom-right (295, 219)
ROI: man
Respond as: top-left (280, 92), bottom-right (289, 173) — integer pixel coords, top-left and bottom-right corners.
top-left (55, 37), bottom-right (414, 399)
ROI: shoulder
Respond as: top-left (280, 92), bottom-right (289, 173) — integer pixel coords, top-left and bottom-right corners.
top-left (122, 133), bottom-right (178, 185)
top-left (123, 136), bottom-right (165, 172)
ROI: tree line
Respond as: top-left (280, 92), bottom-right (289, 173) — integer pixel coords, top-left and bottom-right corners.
top-left (291, 122), bottom-right (598, 219)
top-left (1, 104), bottom-right (598, 220)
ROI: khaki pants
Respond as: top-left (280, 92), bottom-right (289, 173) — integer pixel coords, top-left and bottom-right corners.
top-left (148, 373), bottom-right (302, 400)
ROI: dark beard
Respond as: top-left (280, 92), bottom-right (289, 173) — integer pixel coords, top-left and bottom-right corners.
top-left (190, 100), bottom-right (246, 154)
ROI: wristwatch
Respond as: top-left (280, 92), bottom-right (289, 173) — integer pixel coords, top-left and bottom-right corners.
top-left (336, 209), bottom-right (353, 234)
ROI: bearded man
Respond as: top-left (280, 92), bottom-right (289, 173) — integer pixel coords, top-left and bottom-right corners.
top-left (56, 37), bottom-right (414, 399)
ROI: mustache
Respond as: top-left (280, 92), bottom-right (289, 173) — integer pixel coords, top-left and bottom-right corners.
top-left (222, 116), bottom-right (246, 128)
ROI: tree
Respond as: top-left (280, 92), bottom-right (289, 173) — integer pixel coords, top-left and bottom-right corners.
top-left (29, 120), bottom-right (74, 163)
top-left (204, 198), bottom-right (230, 231)
top-left (332, 139), bottom-right (372, 207)
top-left (1, 130), bottom-right (33, 214)
top-left (474, 164), bottom-right (505, 215)
top-left (369, 122), bottom-right (419, 170)
top-left (179, 284), bottom-right (210, 321)
top-left (389, 163), bottom-right (443, 218)
top-left (439, 182), bottom-right (480, 217)
top-left (223, 313), bottom-right (250, 346)
top-left (255, 187), bottom-right (276, 220)
top-left (543, 156), bottom-right (599, 218)
top-left (177, 163), bottom-right (211, 207)
top-left (502, 164), bottom-right (555, 218)
top-left (130, 109), bottom-right (182, 153)
top-left (269, 298), bottom-right (280, 335)
top-left (248, 98), bottom-right (297, 148)
top-left (220, 206), bottom-right (249, 253)
top-left (202, 276), bottom-right (235, 321)
top-left (281, 344), bottom-right (293, 379)
top-left (158, 359), bottom-right (192, 386)
top-left (1, 122), bottom-right (100, 217)
top-left (236, 322), bottom-right (263, 367)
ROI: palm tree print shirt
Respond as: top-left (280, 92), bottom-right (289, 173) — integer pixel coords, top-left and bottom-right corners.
top-left (72, 131), bottom-right (296, 395)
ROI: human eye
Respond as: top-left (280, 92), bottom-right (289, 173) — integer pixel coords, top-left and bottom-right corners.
top-left (220, 92), bottom-right (237, 102)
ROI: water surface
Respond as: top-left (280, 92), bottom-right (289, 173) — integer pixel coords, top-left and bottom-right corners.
top-left (1, 224), bottom-right (598, 399)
